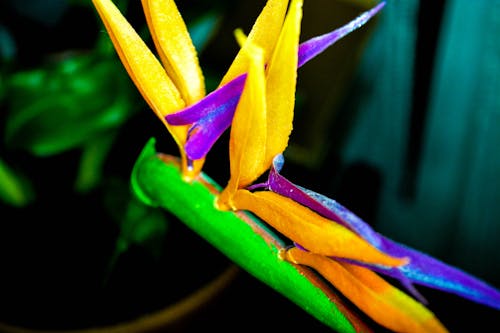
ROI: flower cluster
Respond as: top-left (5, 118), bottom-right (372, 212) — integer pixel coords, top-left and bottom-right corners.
top-left (92, 0), bottom-right (500, 332)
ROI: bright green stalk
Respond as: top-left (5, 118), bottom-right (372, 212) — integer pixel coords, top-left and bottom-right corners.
top-left (131, 138), bottom-right (368, 333)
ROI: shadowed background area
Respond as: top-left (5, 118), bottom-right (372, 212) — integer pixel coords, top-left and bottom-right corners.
top-left (0, 0), bottom-right (499, 332)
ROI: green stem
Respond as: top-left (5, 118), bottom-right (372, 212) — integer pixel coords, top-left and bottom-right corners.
top-left (131, 138), bottom-right (371, 333)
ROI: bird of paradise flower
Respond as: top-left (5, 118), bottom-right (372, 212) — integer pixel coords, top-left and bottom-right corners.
top-left (92, 0), bottom-right (500, 332)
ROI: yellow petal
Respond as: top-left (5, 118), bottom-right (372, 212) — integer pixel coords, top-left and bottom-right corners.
top-left (142, 0), bottom-right (205, 105)
top-left (264, 0), bottom-right (302, 167)
top-left (285, 248), bottom-right (449, 333)
top-left (233, 190), bottom-right (407, 267)
top-left (218, 45), bottom-right (267, 209)
top-left (234, 28), bottom-right (248, 48)
top-left (92, 0), bottom-right (187, 147)
top-left (220, 0), bottom-right (290, 85)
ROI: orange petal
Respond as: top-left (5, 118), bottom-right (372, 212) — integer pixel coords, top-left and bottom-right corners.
top-left (285, 248), bottom-right (449, 333)
top-left (263, 0), bottom-right (302, 167)
top-left (92, 0), bottom-right (187, 146)
top-left (218, 45), bottom-right (267, 208)
top-left (220, 0), bottom-right (290, 85)
top-left (233, 190), bottom-right (407, 267)
top-left (142, 0), bottom-right (205, 105)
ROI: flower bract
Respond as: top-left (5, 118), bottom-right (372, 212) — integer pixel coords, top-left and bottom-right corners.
top-left (93, 0), bottom-right (500, 332)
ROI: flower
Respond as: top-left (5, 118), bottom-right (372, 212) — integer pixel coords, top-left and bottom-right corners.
top-left (166, 2), bottom-right (386, 162)
top-left (93, 0), bottom-right (500, 332)
top-left (169, 0), bottom-right (500, 331)
top-left (91, 0), bottom-right (206, 179)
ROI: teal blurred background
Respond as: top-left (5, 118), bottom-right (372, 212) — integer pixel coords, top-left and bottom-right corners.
top-left (0, 0), bottom-right (499, 332)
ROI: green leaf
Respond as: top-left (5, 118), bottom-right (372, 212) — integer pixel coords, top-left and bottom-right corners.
top-left (103, 176), bottom-right (169, 285)
top-left (4, 54), bottom-right (138, 156)
top-left (0, 158), bottom-right (35, 207)
top-left (130, 138), bottom-right (366, 333)
top-left (74, 131), bottom-right (117, 193)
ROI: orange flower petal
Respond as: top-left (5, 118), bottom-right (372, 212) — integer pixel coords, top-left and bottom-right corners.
top-left (220, 0), bottom-right (290, 85)
top-left (285, 247), bottom-right (449, 333)
top-left (142, 0), bottom-right (205, 105)
top-left (218, 44), bottom-right (267, 208)
top-left (220, 0), bottom-right (302, 197)
top-left (92, 0), bottom-right (206, 178)
top-left (263, 0), bottom-right (302, 168)
top-left (233, 190), bottom-right (407, 267)
top-left (92, 0), bottom-right (187, 146)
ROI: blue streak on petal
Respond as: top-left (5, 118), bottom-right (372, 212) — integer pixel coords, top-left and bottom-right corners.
top-left (268, 155), bottom-right (500, 310)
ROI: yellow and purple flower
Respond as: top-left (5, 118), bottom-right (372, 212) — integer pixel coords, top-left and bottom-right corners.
top-left (92, 0), bottom-right (500, 332)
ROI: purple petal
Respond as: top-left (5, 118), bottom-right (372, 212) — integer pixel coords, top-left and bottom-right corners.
top-left (298, 2), bottom-right (386, 67)
top-left (166, 74), bottom-right (246, 125)
top-left (377, 237), bottom-right (500, 310)
top-left (268, 155), bottom-right (382, 246)
top-left (164, 3), bottom-right (386, 160)
top-left (294, 240), bottom-right (429, 304)
top-left (267, 155), bottom-right (500, 310)
top-left (339, 239), bottom-right (500, 310)
top-left (166, 75), bottom-right (246, 160)
top-left (183, 96), bottom-right (239, 160)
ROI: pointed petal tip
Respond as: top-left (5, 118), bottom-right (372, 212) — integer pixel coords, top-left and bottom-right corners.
top-left (143, 0), bottom-right (206, 104)
top-left (297, 1), bottom-right (386, 68)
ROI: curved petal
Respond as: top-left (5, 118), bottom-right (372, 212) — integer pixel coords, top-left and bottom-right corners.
top-left (220, 0), bottom-right (290, 85)
top-left (369, 238), bottom-right (500, 310)
top-left (142, 0), bottom-right (205, 105)
top-left (218, 45), bottom-right (267, 208)
top-left (183, 98), bottom-right (238, 160)
top-left (166, 75), bottom-right (246, 126)
top-left (268, 154), bottom-right (382, 245)
top-left (232, 189), bottom-right (407, 267)
top-left (297, 1), bottom-right (386, 67)
top-left (262, 0), bottom-right (302, 170)
top-left (268, 155), bottom-right (500, 310)
top-left (285, 247), bottom-right (448, 333)
top-left (164, 3), bottom-right (385, 162)
top-left (165, 74), bottom-right (246, 160)
top-left (92, 0), bottom-right (187, 146)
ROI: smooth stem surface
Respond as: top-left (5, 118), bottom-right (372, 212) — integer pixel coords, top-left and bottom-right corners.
top-left (131, 137), bottom-right (369, 333)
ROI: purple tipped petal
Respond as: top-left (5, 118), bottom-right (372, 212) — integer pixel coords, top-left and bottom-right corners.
top-left (268, 155), bottom-right (382, 246)
top-left (345, 239), bottom-right (500, 310)
top-left (164, 3), bottom-right (386, 160)
top-left (267, 155), bottom-right (500, 310)
top-left (297, 2), bottom-right (386, 67)
top-left (183, 93), bottom-right (240, 160)
top-left (165, 75), bottom-right (246, 160)
top-left (336, 256), bottom-right (430, 304)
top-left (377, 237), bottom-right (500, 310)
top-left (166, 74), bottom-right (246, 125)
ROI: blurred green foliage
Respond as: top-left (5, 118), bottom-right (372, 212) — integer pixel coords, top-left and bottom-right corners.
top-left (4, 52), bottom-right (135, 157)
top-left (0, 157), bottom-right (34, 206)
top-left (0, 0), bottom-right (221, 195)
top-left (0, 1), bottom-right (224, 329)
